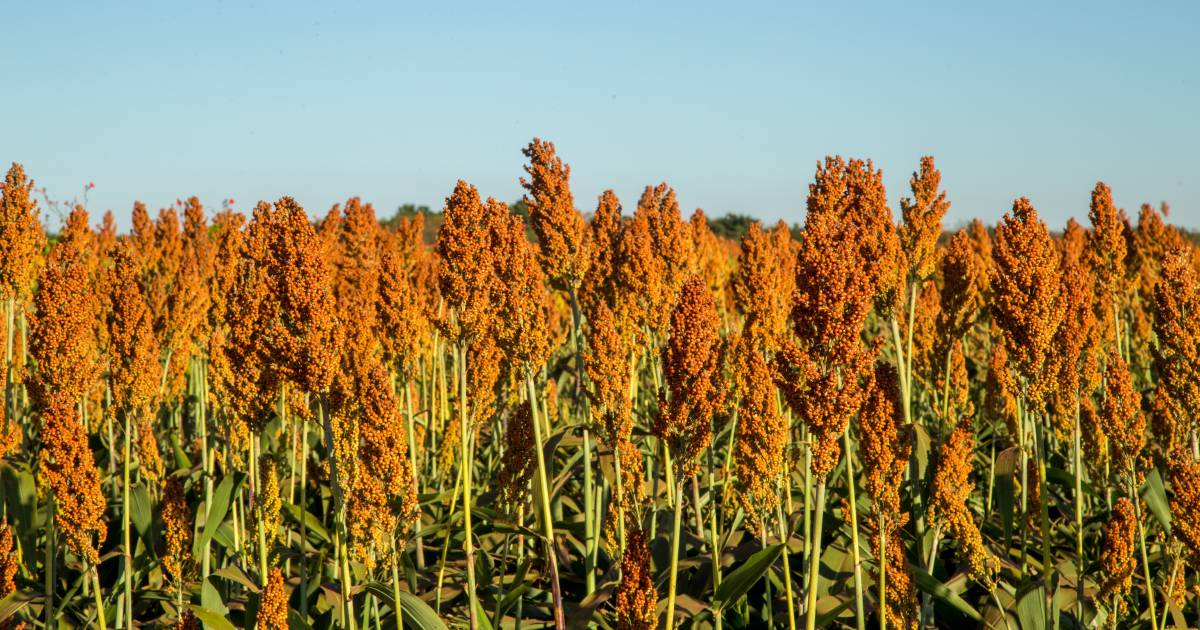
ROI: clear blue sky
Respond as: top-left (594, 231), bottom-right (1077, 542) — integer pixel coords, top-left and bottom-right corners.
top-left (5, 1), bottom-right (1198, 232)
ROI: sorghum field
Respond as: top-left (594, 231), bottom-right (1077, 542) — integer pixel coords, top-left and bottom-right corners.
top-left (1, 141), bottom-right (1198, 630)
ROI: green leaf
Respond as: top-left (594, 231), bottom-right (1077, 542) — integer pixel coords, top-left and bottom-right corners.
top-left (914, 422), bottom-right (932, 482)
top-left (214, 565), bottom-right (259, 592)
top-left (130, 482), bottom-right (153, 539)
top-left (187, 604), bottom-right (239, 630)
top-left (170, 433), bottom-right (193, 471)
top-left (0, 591), bottom-right (36, 624)
top-left (201, 575), bottom-right (228, 617)
top-left (287, 609), bottom-right (315, 630)
top-left (995, 446), bottom-right (1019, 548)
top-left (362, 583), bottom-right (449, 630)
top-left (1140, 467), bottom-right (1171, 534)
top-left (910, 564), bottom-right (982, 621)
top-left (194, 471), bottom-right (245, 559)
top-left (815, 598), bottom-right (854, 628)
top-left (1016, 584), bottom-right (1046, 630)
top-left (713, 543), bottom-right (785, 609)
top-left (1, 464), bottom-right (38, 567)
top-left (282, 501), bottom-right (330, 544)
top-left (474, 598), bottom-right (495, 630)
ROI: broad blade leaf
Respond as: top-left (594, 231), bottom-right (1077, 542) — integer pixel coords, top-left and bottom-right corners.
top-left (194, 471), bottom-right (245, 559)
top-left (187, 604), bottom-right (238, 630)
top-left (1140, 467), bottom-right (1171, 534)
top-left (713, 543), bottom-right (784, 609)
top-left (910, 564), bottom-right (982, 621)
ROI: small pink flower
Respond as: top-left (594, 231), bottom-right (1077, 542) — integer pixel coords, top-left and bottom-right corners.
top-left (88, 181), bottom-right (95, 189)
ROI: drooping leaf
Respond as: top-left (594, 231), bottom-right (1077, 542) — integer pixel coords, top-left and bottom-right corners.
top-left (713, 543), bottom-right (784, 609)
top-left (1016, 583), bottom-right (1046, 630)
top-left (194, 471), bottom-right (245, 559)
top-left (1140, 467), bottom-right (1171, 534)
top-left (362, 582), bottom-right (450, 630)
top-left (995, 446), bottom-right (1019, 548)
top-left (910, 564), bottom-right (982, 621)
top-left (130, 481), bottom-right (153, 539)
top-left (187, 604), bottom-right (239, 630)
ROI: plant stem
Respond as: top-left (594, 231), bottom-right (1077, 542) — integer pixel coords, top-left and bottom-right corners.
top-left (878, 513), bottom-right (887, 630)
top-left (665, 479), bottom-right (685, 630)
top-left (843, 427), bottom-right (866, 630)
top-left (567, 289), bottom-right (597, 596)
top-left (401, 380), bottom-right (424, 570)
top-left (91, 560), bottom-right (107, 630)
top-left (778, 503), bottom-right (797, 630)
top-left (299, 398), bottom-right (309, 620)
top-left (392, 545), bottom-right (405, 630)
top-left (457, 343), bottom-right (479, 630)
top-left (1130, 472), bottom-right (1159, 629)
top-left (122, 408), bottom-right (133, 628)
top-left (805, 478), bottom-right (827, 630)
top-left (45, 499), bottom-right (55, 630)
top-left (1034, 415), bottom-right (1053, 624)
top-left (525, 372), bottom-right (565, 630)
top-left (320, 393), bottom-right (356, 629)
top-left (1073, 398), bottom-right (1084, 623)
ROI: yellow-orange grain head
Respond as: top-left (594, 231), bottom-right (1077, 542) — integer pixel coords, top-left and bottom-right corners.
top-left (990, 198), bottom-right (1064, 409)
top-left (521, 138), bottom-right (589, 291)
top-left (655, 275), bottom-right (724, 479)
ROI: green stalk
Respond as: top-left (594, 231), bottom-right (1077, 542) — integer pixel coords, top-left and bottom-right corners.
top-left (392, 547), bottom-right (405, 630)
top-left (403, 380), bottom-right (424, 569)
top-left (1035, 415), bottom-right (1053, 624)
top-left (613, 438), bottom-right (627, 553)
top-left (90, 560), bottom-right (107, 630)
top-left (45, 498), bottom-right (55, 630)
top-left (525, 372), bottom-right (566, 630)
top-left (802, 428), bottom-right (812, 584)
top-left (665, 479), bottom-right (685, 630)
top-left (843, 427), bottom-right (866, 630)
top-left (1073, 398), bottom-right (1084, 622)
top-left (199, 360), bottom-right (214, 587)
top-left (878, 513), bottom-right (887, 630)
top-left (1017, 394), bottom-right (1029, 575)
top-left (457, 343), bottom-right (479, 630)
top-left (299, 397), bottom-right (309, 620)
top-left (122, 408), bottom-right (133, 628)
top-left (567, 289), bottom-right (596, 595)
top-left (777, 503), bottom-right (797, 630)
top-left (255, 441), bottom-right (268, 584)
top-left (804, 478), bottom-right (827, 630)
top-left (1129, 471), bottom-right (1159, 629)
top-left (320, 394), bottom-right (356, 629)
top-left (582, 426), bottom-right (595, 593)
top-left (710, 456), bottom-right (724, 630)
top-left (434, 463), bottom-right (464, 614)
top-left (3, 299), bottom-right (14, 442)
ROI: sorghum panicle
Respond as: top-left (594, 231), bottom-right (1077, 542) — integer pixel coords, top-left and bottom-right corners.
top-left (0, 163), bottom-right (47, 303)
top-left (990, 197), bottom-right (1065, 408)
top-left (733, 221), bottom-right (795, 353)
top-left (162, 477), bottom-right (192, 584)
top-left (521, 138), bottom-right (589, 291)
top-left (614, 526), bottom-right (658, 630)
top-left (899, 155), bottom-right (949, 282)
top-left (655, 275), bottom-right (724, 478)
top-left (929, 418), bottom-right (999, 586)
top-left (1100, 497), bottom-right (1137, 617)
top-left (731, 337), bottom-right (787, 526)
top-left (256, 567), bottom-right (289, 630)
top-left (38, 396), bottom-right (106, 564)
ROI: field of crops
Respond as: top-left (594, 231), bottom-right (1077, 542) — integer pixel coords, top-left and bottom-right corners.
top-left (0, 140), bottom-right (1198, 629)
